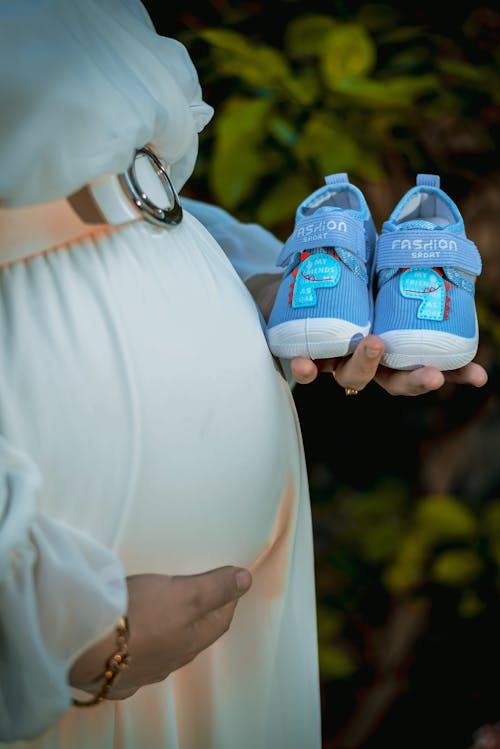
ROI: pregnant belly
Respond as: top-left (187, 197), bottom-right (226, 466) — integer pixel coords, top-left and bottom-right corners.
top-left (0, 218), bottom-right (300, 574)
top-left (116, 348), bottom-right (299, 575)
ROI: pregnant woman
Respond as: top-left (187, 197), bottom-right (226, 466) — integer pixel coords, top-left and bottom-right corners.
top-left (0, 2), bottom-right (487, 748)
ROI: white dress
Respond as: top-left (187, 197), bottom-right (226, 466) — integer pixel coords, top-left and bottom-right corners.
top-left (0, 2), bottom-right (321, 748)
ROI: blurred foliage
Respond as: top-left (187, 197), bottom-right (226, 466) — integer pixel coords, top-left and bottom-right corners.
top-left (313, 480), bottom-right (500, 680)
top-left (172, 2), bottom-right (500, 233)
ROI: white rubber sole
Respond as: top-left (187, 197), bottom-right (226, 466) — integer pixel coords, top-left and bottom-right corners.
top-left (379, 324), bottom-right (478, 371)
top-left (266, 318), bottom-right (370, 360)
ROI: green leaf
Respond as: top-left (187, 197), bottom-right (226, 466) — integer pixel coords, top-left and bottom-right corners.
top-left (431, 550), bottom-right (482, 587)
top-left (459, 589), bottom-right (484, 618)
top-left (414, 494), bottom-right (477, 546)
top-left (383, 536), bottom-right (427, 595)
top-left (387, 46), bottom-right (432, 72)
top-left (282, 69), bottom-right (319, 106)
top-left (482, 501), bottom-right (500, 565)
top-left (358, 523), bottom-right (404, 564)
top-left (482, 500), bottom-right (500, 537)
top-left (318, 643), bottom-right (357, 679)
top-left (341, 485), bottom-right (406, 563)
top-left (321, 24), bottom-right (377, 85)
top-left (197, 28), bottom-right (254, 56)
top-left (439, 61), bottom-right (500, 102)
top-left (255, 174), bottom-right (311, 228)
top-left (210, 97), bottom-right (273, 209)
top-left (268, 116), bottom-right (299, 147)
top-left (332, 74), bottom-right (439, 107)
top-left (379, 25), bottom-right (428, 43)
top-left (316, 606), bottom-right (345, 640)
top-left (284, 14), bottom-right (338, 58)
top-left (199, 28), bottom-right (297, 94)
top-left (438, 59), bottom-right (485, 83)
top-left (295, 112), bottom-right (362, 174)
top-left (476, 302), bottom-right (500, 344)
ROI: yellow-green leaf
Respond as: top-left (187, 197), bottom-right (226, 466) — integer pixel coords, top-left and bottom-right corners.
top-left (316, 606), bottom-right (345, 640)
top-left (321, 24), bottom-right (376, 85)
top-left (332, 74), bottom-right (439, 107)
top-left (284, 14), bottom-right (338, 57)
top-left (210, 97), bottom-right (272, 209)
top-left (482, 501), bottom-right (500, 565)
top-left (431, 550), bottom-right (482, 587)
top-left (383, 536), bottom-right (427, 595)
top-left (459, 589), bottom-right (484, 618)
top-left (295, 112), bottom-right (362, 174)
top-left (269, 117), bottom-right (298, 147)
top-left (319, 643), bottom-right (357, 679)
top-left (357, 523), bottom-right (403, 564)
top-left (438, 59), bottom-right (484, 82)
top-left (199, 28), bottom-right (294, 92)
top-left (255, 174), bottom-right (311, 228)
top-left (414, 494), bottom-right (477, 546)
top-left (197, 28), bottom-right (254, 56)
top-left (379, 25), bottom-right (427, 43)
top-left (482, 500), bottom-right (500, 537)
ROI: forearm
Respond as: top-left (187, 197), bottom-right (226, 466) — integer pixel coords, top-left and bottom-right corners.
top-left (0, 437), bottom-right (126, 740)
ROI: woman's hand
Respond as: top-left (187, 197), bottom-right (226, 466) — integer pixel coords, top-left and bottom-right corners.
top-left (69, 566), bottom-right (252, 700)
top-left (290, 334), bottom-right (488, 396)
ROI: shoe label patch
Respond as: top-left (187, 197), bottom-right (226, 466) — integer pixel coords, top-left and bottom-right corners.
top-left (391, 237), bottom-right (458, 253)
top-left (400, 267), bottom-right (450, 321)
top-left (291, 251), bottom-right (341, 308)
top-left (296, 218), bottom-right (347, 241)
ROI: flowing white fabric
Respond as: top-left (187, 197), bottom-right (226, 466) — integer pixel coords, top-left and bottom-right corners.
top-left (0, 1), bottom-right (321, 747)
top-left (181, 198), bottom-right (284, 282)
top-left (0, 0), bottom-right (213, 207)
top-left (0, 215), bottom-right (321, 748)
top-left (0, 439), bottom-right (127, 739)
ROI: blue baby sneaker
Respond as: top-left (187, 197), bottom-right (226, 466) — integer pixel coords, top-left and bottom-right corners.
top-left (265, 173), bottom-right (376, 360)
top-left (373, 174), bottom-right (482, 370)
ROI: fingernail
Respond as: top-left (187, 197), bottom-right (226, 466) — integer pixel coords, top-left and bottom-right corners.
top-left (366, 347), bottom-right (381, 359)
top-left (236, 569), bottom-right (252, 593)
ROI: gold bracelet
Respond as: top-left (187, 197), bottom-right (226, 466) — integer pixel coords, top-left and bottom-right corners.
top-left (72, 615), bottom-right (130, 708)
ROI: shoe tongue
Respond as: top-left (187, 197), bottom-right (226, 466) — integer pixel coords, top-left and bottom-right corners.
top-left (312, 205), bottom-right (343, 216)
top-left (395, 219), bottom-right (438, 230)
top-left (306, 205), bottom-right (359, 219)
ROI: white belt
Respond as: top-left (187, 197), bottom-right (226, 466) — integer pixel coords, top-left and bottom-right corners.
top-left (0, 146), bottom-right (183, 266)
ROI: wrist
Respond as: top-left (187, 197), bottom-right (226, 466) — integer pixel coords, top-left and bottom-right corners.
top-left (69, 619), bottom-right (125, 692)
top-left (245, 273), bottom-right (282, 323)
top-left (72, 616), bottom-right (130, 707)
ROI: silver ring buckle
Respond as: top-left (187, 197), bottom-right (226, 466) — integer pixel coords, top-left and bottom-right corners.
top-left (119, 146), bottom-right (183, 227)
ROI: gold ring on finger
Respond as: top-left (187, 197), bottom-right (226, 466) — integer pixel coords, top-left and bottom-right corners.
top-left (333, 370), bottom-right (360, 396)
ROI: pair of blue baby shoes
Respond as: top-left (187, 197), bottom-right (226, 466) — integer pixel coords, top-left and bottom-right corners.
top-left (265, 173), bottom-right (482, 370)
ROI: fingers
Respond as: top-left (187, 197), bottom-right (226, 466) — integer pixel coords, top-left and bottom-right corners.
top-left (193, 599), bottom-right (240, 654)
top-left (290, 357), bottom-right (319, 384)
top-left (375, 365), bottom-right (445, 396)
top-left (177, 573), bottom-right (250, 668)
top-left (331, 335), bottom-right (384, 391)
top-left (444, 362), bottom-right (489, 387)
top-left (290, 338), bottom-right (489, 395)
top-left (291, 335), bottom-right (385, 387)
top-left (375, 362), bottom-right (488, 396)
top-left (177, 565), bottom-right (252, 617)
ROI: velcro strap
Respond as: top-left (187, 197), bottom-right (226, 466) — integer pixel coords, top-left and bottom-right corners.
top-left (376, 231), bottom-right (481, 275)
top-left (277, 212), bottom-right (365, 267)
